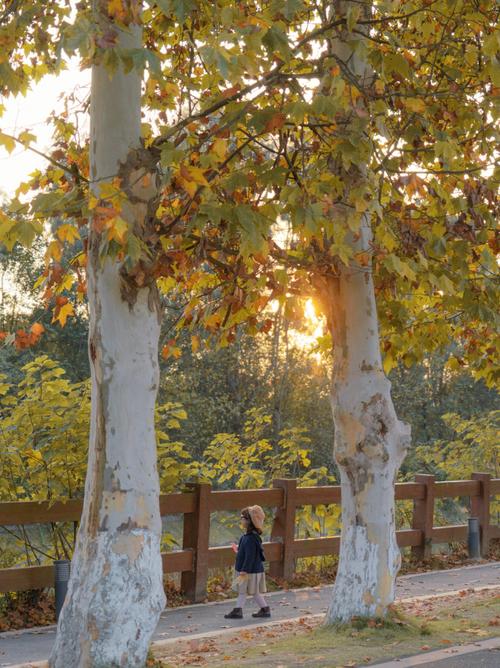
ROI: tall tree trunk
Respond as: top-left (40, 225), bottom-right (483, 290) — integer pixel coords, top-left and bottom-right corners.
top-left (321, 223), bottom-right (410, 623)
top-left (50, 5), bottom-right (166, 666)
top-left (318, 1), bottom-right (411, 623)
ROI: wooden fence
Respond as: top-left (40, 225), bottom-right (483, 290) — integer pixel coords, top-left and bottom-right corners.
top-left (1, 473), bottom-right (498, 602)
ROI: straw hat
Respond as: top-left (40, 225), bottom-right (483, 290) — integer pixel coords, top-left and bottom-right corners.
top-left (248, 505), bottom-right (265, 531)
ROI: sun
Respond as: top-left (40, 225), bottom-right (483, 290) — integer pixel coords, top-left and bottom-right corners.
top-left (289, 298), bottom-right (325, 358)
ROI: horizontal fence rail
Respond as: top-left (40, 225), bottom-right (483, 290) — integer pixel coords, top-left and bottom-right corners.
top-left (0, 473), bottom-right (498, 601)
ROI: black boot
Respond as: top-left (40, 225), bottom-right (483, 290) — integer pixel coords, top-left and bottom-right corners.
top-left (252, 607), bottom-right (271, 618)
top-left (224, 607), bottom-right (243, 619)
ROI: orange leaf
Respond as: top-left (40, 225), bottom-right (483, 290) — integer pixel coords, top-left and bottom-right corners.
top-left (30, 323), bottom-right (45, 337)
top-left (265, 112), bottom-right (286, 132)
top-left (221, 85), bottom-right (240, 99)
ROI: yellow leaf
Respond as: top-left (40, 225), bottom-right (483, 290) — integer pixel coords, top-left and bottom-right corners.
top-left (189, 165), bottom-right (210, 186)
top-left (383, 351), bottom-right (396, 375)
top-left (107, 0), bottom-right (126, 20)
top-left (191, 335), bottom-right (200, 353)
top-left (163, 82), bottom-right (179, 97)
top-left (57, 273), bottom-right (75, 293)
top-left (179, 164), bottom-right (210, 187)
top-left (56, 224), bottom-right (81, 243)
top-left (162, 344), bottom-right (182, 359)
top-left (107, 216), bottom-right (128, 243)
top-left (45, 240), bottom-right (63, 263)
top-left (88, 194), bottom-right (99, 210)
top-left (205, 312), bottom-right (222, 328)
top-left (26, 449), bottom-right (43, 465)
top-left (404, 98), bottom-right (426, 113)
top-left (211, 138), bottom-right (227, 161)
top-left (0, 131), bottom-right (16, 154)
top-left (18, 130), bottom-right (36, 145)
top-left (179, 177), bottom-right (197, 198)
top-left (53, 302), bottom-right (74, 327)
top-left (355, 198), bottom-right (369, 213)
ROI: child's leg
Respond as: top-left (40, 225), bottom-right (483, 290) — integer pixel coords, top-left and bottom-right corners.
top-left (236, 592), bottom-right (247, 608)
top-left (253, 593), bottom-right (267, 609)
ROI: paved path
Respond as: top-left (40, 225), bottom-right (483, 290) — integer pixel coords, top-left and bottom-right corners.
top-left (372, 637), bottom-right (500, 667)
top-left (0, 562), bottom-right (498, 667)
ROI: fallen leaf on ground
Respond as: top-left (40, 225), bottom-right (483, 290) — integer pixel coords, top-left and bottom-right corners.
top-left (464, 628), bottom-right (488, 636)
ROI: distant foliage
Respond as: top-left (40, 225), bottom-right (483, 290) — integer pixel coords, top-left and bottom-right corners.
top-left (416, 410), bottom-right (499, 480)
top-left (0, 356), bottom-right (89, 503)
top-left (0, 357), bottom-right (338, 565)
top-left (416, 410), bottom-right (499, 521)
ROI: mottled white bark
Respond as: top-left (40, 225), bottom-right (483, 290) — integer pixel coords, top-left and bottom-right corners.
top-left (320, 1), bottom-right (411, 623)
top-left (322, 220), bottom-right (411, 624)
top-left (49, 7), bottom-right (165, 667)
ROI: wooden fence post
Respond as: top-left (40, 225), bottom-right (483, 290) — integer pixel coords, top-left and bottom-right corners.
top-left (411, 474), bottom-right (435, 560)
top-left (181, 482), bottom-right (211, 602)
top-left (471, 472), bottom-right (491, 557)
top-left (269, 478), bottom-right (297, 580)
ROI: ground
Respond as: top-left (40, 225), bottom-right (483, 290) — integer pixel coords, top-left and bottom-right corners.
top-left (0, 562), bottom-right (498, 667)
top-left (2, 541), bottom-right (499, 632)
top-left (151, 589), bottom-right (500, 668)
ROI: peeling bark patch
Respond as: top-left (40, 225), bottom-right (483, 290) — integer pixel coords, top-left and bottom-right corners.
top-left (112, 533), bottom-right (144, 562)
top-left (87, 372), bottom-right (108, 538)
top-left (117, 517), bottom-right (140, 531)
top-left (88, 616), bottom-right (100, 641)
top-left (378, 419), bottom-right (388, 436)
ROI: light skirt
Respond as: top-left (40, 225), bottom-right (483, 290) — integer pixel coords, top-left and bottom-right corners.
top-left (232, 571), bottom-right (267, 595)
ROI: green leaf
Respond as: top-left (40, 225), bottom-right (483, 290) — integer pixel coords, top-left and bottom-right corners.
top-left (262, 25), bottom-right (291, 61)
top-left (156, 0), bottom-right (197, 23)
top-left (346, 5), bottom-right (361, 32)
top-left (383, 53), bottom-right (411, 79)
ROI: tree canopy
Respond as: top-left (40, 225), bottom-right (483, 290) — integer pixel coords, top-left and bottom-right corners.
top-left (0, 0), bottom-right (498, 383)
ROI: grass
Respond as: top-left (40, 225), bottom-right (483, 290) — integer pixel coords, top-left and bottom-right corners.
top-left (151, 589), bottom-right (500, 668)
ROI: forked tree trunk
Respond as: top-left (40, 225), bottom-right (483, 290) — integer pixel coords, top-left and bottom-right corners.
top-left (319, 1), bottom-right (411, 624)
top-left (50, 7), bottom-right (166, 667)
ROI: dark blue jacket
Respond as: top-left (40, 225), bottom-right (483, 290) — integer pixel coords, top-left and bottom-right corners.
top-left (235, 530), bottom-right (265, 573)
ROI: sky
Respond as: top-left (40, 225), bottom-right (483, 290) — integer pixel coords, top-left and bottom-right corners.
top-left (0, 62), bottom-right (89, 198)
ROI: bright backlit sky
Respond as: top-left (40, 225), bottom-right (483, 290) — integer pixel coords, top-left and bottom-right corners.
top-left (0, 62), bottom-right (89, 198)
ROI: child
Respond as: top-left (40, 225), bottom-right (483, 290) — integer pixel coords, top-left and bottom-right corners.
top-left (224, 505), bottom-right (271, 620)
